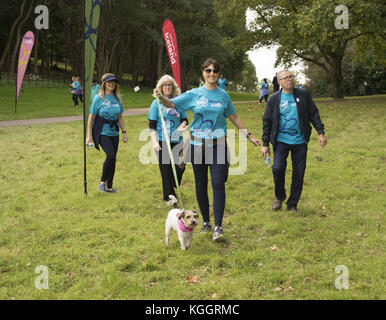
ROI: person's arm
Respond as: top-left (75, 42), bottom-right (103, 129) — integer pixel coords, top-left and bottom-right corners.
top-left (306, 92), bottom-right (327, 147)
top-left (86, 114), bottom-right (95, 145)
top-left (153, 89), bottom-right (175, 109)
top-left (118, 113), bottom-right (128, 143)
top-left (228, 113), bottom-right (260, 147)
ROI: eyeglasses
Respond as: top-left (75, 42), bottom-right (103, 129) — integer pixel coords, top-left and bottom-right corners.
top-left (279, 75), bottom-right (294, 81)
top-left (162, 84), bottom-right (173, 87)
top-left (203, 68), bottom-right (219, 74)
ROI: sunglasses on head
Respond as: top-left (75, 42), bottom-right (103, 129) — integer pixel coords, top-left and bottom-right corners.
top-left (203, 68), bottom-right (219, 74)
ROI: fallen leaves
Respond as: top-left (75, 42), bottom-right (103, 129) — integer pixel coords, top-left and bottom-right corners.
top-left (269, 245), bottom-right (279, 252)
top-left (187, 275), bottom-right (200, 284)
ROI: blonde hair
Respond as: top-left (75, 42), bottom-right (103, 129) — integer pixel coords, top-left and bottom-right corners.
top-left (153, 74), bottom-right (181, 99)
top-left (99, 73), bottom-right (121, 103)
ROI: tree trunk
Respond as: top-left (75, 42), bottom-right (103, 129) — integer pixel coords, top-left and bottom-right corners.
top-left (10, 0), bottom-right (35, 75)
top-left (0, 0), bottom-right (27, 70)
top-left (329, 55), bottom-right (344, 99)
top-left (34, 31), bottom-right (39, 75)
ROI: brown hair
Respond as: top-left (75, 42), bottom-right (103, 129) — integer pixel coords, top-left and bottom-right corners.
top-left (100, 73), bottom-right (121, 103)
top-left (201, 58), bottom-right (220, 72)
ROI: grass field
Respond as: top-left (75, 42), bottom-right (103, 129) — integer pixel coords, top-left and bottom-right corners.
top-left (0, 95), bottom-right (385, 300)
top-left (0, 85), bottom-right (259, 121)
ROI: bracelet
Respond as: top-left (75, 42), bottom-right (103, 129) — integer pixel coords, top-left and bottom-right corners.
top-left (122, 131), bottom-right (127, 134)
top-left (246, 132), bottom-right (252, 138)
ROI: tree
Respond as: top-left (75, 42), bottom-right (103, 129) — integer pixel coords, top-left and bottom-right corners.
top-left (237, 0), bottom-right (385, 99)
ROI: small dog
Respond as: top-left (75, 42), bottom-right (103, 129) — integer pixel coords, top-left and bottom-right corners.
top-left (165, 195), bottom-right (199, 250)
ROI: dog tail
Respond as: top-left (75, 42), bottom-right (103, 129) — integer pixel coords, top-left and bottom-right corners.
top-left (166, 195), bottom-right (178, 208)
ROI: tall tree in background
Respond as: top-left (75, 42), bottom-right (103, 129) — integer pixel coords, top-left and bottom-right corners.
top-left (237, 0), bottom-right (385, 99)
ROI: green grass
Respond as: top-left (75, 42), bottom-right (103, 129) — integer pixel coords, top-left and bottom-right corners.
top-left (0, 96), bottom-right (385, 300)
top-left (0, 85), bottom-right (261, 121)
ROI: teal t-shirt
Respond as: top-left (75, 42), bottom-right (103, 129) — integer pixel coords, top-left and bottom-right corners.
top-left (72, 81), bottom-right (81, 90)
top-left (172, 86), bottom-right (236, 146)
top-left (148, 99), bottom-right (187, 143)
top-left (218, 78), bottom-right (227, 90)
top-left (277, 91), bottom-right (305, 145)
top-left (89, 94), bottom-right (124, 136)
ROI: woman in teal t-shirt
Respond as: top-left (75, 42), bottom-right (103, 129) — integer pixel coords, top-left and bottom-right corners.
top-left (155, 59), bottom-right (260, 241)
top-left (148, 75), bottom-right (188, 201)
top-left (86, 73), bottom-right (128, 193)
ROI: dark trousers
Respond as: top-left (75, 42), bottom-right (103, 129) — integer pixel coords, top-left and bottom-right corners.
top-left (259, 94), bottom-right (268, 103)
top-left (72, 93), bottom-right (83, 106)
top-left (155, 141), bottom-right (185, 201)
top-left (100, 135), bottom-right (119, 189)
top-left (191, 143), bottom-right (229, 227)
top-left (272, 142), bottom-right (307, 208)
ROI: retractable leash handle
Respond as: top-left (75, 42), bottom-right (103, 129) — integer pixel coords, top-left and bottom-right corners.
top-left (156, 97), bottom-right (184, 209)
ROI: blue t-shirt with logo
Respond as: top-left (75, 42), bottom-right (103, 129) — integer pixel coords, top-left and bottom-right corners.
top-left (148, 99), bottom-right (187, 143)
top-left (277, 91), bottom-right (305, 145)
top-left (89, 94), bottom-right (124, 136)
top-left (72, 81), bottom-right (81, 90)
top-left (218, 78), bottom-right (227, 90)
top-left (172, 86), bottom-right (236, 146)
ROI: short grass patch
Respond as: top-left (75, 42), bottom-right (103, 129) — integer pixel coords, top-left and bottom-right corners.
top-left (0, 96), bottom-right (384, 300)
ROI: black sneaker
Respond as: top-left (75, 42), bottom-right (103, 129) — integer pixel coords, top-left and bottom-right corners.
top-left (200, 222), bottom-right (212, 234)
top-left (105, 188), bottom-right (118, 193)
top-left (212, 226), bottom-right (224, 241)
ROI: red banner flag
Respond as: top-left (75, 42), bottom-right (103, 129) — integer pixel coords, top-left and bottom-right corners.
top-left (162, 20), bottom-right (181, 89)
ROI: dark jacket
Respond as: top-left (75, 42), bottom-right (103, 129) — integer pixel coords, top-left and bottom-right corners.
top-left (262, 88), bottom-right (325, 149)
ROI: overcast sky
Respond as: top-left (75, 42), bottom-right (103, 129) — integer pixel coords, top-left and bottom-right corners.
top-left (247, 47), bottom-right (306, 84)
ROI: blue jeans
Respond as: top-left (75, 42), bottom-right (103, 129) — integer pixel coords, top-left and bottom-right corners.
top-left (272, 142), bottom-right (307, 208)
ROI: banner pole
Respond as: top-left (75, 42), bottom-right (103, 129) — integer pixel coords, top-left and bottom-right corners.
top-left (83, 0), bottom-right (88, 196)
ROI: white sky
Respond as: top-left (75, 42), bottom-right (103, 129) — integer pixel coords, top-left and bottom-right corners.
top-left (247, 47), bottom-right (306, 84)
top-left (245, 9), bottom-right (306, 84)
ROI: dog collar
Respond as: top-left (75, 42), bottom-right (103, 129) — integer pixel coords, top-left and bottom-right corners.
top-left (178, 219), bottom-right (193, 232)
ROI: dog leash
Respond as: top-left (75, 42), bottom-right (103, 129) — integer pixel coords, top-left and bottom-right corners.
top-left (156, 97), bottom-right (184, 209)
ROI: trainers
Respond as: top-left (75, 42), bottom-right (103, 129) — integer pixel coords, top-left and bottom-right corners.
top-left (105, 188), bottom-right (118, 193)
top-left (272, 198), bottom-right (283, 211)
top-left (98, 183), bottom-right (106, 192)
top-left (212, 226), bottom-right (224, 241)
top-left (200, 222), bottom-right (212, 234)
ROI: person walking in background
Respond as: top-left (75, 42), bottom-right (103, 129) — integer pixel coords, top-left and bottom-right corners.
top-left (155, 58), bottom-right (260, 241)
top-left (75, 76), bottom-right (84, 104)
top-left (217, 73), bottom-right (228, 91)
top-left (273, 73), bottom-right (279, 93)
top-left (86, 73), bottom-right (128, 193)
top-left (148, 74), bottom-right (189, 202)
top-left (261, 70), bottom-right (327, 212)
top-left (259, 78), bottom-right (269, 104)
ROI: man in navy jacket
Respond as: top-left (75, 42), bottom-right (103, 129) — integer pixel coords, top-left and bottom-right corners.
top-left (261, 70), bottom-right (327, 211)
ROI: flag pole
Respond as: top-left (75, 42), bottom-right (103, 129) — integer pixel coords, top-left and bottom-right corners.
top-left (83, 0), bottom-right (88, 196)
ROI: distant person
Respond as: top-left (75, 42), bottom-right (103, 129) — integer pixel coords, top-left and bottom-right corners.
top-left (90, 79), bottom-right (101, 103)
top-left (155, 58), bottom-right (260, 242)
top-left (199, 77), bottom-right (205, 87)
top-left (217, 74), bottom-right (228, 91)
top-left (86, 73), bottom-right (128, 193)
top-left (148, 74), bottom-right (188, 201)
top-left (70, 76), bottom-right (83, 107)
top-left (259, 78), bottom-right (269, 104)
top-left (261, 70), bottom-right (327, 212)
top-left (75, 76), bottom-right (84, 104)
top-left (272, 73), bottom-right (279, 92)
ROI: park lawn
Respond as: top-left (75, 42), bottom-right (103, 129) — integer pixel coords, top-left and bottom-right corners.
top-left (0, 84), bottom-right (261, 121)
top-left (0, 96), bottom-right (385, 300)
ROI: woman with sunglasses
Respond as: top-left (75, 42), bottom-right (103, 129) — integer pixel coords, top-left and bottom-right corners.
top-left (149, 75), bottom-right (188, 202)
top-left (86, 73), bottom-right (128, 193)
top-left (155, 58), bottom-right (260, 241)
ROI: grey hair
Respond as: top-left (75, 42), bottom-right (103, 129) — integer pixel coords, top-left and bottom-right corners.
top-left (153, 74), bottom-right (181, 98)
top-left (277, 70), bottom-right (293, 80)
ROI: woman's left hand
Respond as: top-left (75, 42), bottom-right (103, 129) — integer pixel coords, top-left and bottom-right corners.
top-left (177, 122), bottom-right (188, 132)
top-left (248, 136), bottom-right (260, 147)
top-left (122, 133), bottom-right (128, 143)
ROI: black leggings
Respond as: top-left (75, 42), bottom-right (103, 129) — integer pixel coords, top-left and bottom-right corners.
top-left (191, 143), bottom-right (229, 227)
top-left (155, 141), bottom-right (185, 201)
top-left (100, 135), bottom-right (119, 189)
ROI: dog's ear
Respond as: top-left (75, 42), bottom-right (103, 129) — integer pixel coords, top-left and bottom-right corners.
top-left (193, 211), bottom-right (199, 218)
top-left (177, 210), bottom-right (185, 219)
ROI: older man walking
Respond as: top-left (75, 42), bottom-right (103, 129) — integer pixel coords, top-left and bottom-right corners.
top-left (261, 70), bottom-right (327, 211)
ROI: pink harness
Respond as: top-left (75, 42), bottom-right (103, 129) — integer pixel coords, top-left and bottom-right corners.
top-left (178, 219), bottom-right (193, 232)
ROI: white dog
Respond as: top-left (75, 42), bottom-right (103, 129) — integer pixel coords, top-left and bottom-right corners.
top-left (165, 195), bottom-right (199, 250)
